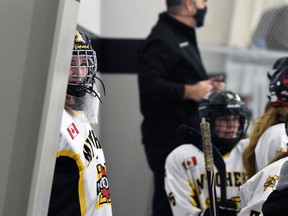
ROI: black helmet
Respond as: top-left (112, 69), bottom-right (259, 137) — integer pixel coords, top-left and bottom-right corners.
top-left (67, 30), bottom-right (98, 97)
top-left (267, 57), bottom-right (288, 80)
top-left (269, 66), bottom-right (288, 107)
top-left (273, 57), bottom-right (288, 70)
top-left (199, 90), bottom-right (248, 154)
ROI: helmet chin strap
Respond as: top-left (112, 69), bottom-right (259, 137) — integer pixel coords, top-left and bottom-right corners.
top-left (78, 85), bottom-right (102, 103)
top-left (213, 139), bottom-right (238, 155)
top-left (67, 74), bottom-right (106, 103)
top-left (67, 85), bottom-right (87, 97)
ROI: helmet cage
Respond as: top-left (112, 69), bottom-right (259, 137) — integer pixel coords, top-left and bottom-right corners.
top-left (66, 30), bottom-right (107, 100)
top-left (206, 108), bottom-right (248, 151)
top-left (69, 49), bottom-right (97, 96)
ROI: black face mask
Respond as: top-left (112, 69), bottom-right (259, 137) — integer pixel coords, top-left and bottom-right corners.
top-left (193, 6), bottom-right (207, 27)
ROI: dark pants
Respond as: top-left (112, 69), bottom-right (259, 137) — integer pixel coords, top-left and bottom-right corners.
top-left (144, 144), bottom-right (175, 216)
top-left (262, 187), bottom-right (288, 215)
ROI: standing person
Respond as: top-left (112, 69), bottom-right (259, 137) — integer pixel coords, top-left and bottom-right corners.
top-left (137, 0), bottom-right (224, 215)
top-left (165, 90), bottom-right (249, 216)
top-left (48, 31), bottom-right (112, 216)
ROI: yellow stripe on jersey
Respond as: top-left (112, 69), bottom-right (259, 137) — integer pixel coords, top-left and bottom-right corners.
top-left (188, 179), bottom-right (201, 208)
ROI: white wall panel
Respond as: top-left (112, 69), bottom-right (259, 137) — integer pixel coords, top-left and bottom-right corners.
top-left (78, 0), bottom-right (102, 35)
top-left (0, 0), bottom-right (79, 215)
top-left (101, 0), bottom-right (165, 38)
top-left (100, 74), bottom-right (153, 216)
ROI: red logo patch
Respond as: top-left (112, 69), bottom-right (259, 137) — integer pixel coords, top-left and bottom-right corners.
top-left (182, 156), bottom-right (197, 169)
top-left (67, 123), bottom-right (79, 140)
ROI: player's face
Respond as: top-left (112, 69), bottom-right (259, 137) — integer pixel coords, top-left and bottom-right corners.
top-left (214, 115), bottom-right (240, 138)
top-left (69, 56), bottom-right (88, 83)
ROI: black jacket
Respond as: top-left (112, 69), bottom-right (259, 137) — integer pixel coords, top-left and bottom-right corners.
top-left (138, 12), bottom-right (208, 147)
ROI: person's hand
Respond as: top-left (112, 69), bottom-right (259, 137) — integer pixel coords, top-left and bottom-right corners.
top-left (184, 80), bottom-right (213, 101)
top-left (199, 200), bottom-right (238, 216)
top-left (210, 75), bottom-right (225, 91)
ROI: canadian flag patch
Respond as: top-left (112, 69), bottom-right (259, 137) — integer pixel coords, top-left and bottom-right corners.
top-left (67, 123), bottom-right (79, 140)
top-left (182, 156), bottom-right (197, 169)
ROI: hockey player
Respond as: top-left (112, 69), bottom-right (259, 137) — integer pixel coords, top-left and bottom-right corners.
top-left (239, 65), bottom-right (288, 215)
top-left (243, 61), bottom-right (288, 179)
top-left (165, 90), bottom-right (249, 216)
top-left (48, 31), bottom-right (112, 216)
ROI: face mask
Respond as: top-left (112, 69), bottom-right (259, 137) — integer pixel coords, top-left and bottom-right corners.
top-left (193, 6), bottom-right (207, 27)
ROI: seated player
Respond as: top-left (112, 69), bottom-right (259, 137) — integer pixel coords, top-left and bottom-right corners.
top-left (165, 90), bottom-right (249, 216)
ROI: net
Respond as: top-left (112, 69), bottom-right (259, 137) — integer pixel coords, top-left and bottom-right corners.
top-left (251, 4), bottom-right (288, 51)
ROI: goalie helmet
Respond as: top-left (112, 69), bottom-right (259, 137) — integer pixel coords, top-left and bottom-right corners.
top-left (65, 31), bottom-right (105, 124)
top-left (67, 30), bottom-right (98, 98)
top-left (269, 66), bottom-right (288, 107)
top-left (199, 90), bottom-right (248, 154)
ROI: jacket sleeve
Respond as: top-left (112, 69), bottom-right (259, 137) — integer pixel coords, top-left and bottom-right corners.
top-left (138, 36), bottom-right (185, 103)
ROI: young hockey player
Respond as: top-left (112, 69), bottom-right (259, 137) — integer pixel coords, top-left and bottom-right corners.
top-left (48, 31), bottom-right (112, 216)
top-left (165, 90), bottom-right (249, 216)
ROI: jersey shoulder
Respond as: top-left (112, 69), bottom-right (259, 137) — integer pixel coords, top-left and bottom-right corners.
top-left (259, 123), bottom-right (286, 140)
top-left (166, 144), bottom-right (203, 167)
top-left (255, 123), bottom-right (287, 156)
